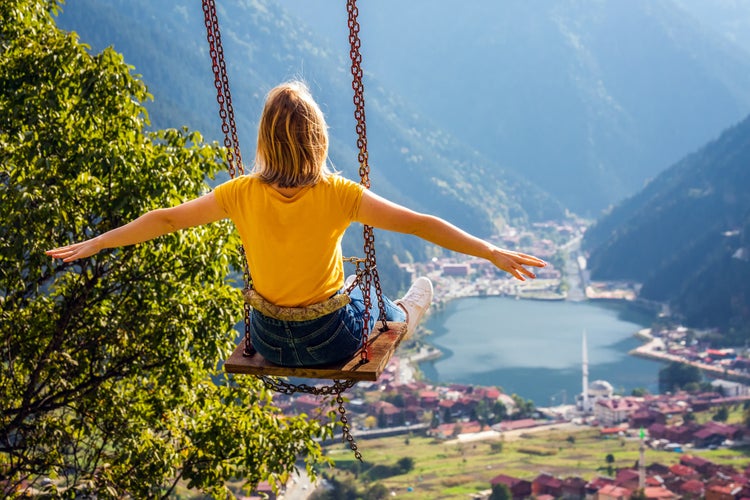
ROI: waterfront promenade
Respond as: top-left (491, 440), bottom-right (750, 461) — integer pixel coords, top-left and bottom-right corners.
top-left (630, 329), bottom-right (750, 384)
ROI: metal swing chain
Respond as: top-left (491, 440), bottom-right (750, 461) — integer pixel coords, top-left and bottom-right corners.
top-left (202, 0), bottom-right (254, 355)
top-left (347, 0), bottom-right (389, 366)
top-left (258, 376), bottom-right (363, 461)
top-left (202, 0), bottom-right (244, 176)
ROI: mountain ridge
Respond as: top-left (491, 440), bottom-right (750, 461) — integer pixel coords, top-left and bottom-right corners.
top-left (584, 115), bottom-right (750, 339)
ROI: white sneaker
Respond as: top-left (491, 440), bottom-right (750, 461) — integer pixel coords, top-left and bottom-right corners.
top-left (396, 277), bottom-right (433, 338)
top-left (344, 274), bottom-right (357, 289)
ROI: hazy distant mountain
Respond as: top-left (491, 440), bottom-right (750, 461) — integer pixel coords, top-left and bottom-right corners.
top-left (55, 0), bottom-right (564, 255)
top-left (583, 116), bottom-right (750, 339)
top-left (283, 0), bottom-right (750, 217)
top-left (674, 0), bottom-right (750, 55)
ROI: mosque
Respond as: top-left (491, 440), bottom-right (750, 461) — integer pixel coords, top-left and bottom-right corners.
top-left (538, 331), bottom-right (616, 420)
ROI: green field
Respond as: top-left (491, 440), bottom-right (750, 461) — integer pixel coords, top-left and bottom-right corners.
top-left (322, 426), bottom-right (750, 499)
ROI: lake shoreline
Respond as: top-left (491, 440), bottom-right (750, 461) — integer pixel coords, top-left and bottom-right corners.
top-left (406, 294), bottom-right (662, 404)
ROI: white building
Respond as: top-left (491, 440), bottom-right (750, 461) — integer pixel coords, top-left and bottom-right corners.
top-left (594, 397), bottom-right (641, 427)
top-left (711, 379), bottom-right (750, 397)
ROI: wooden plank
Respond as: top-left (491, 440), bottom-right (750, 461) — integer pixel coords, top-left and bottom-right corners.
top-left (224, 322), bottom-right (407, 381)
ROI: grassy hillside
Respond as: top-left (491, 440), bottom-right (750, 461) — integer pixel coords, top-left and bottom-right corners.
top-left (319, 422), bottom-right (750, 499)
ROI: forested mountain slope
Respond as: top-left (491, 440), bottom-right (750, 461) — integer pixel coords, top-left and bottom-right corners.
top-left (584, 116), bottom-right (750, 340)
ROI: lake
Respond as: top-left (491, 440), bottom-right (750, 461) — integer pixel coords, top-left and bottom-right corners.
top-left (418, 297), bottom-right (663, 406)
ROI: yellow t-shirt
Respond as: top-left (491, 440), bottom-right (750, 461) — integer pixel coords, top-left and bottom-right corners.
top-left (213, 174), bottom-right (365, 307)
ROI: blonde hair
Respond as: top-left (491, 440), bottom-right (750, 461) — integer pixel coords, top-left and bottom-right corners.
top-left (254, 81), bottom-right (332, 187)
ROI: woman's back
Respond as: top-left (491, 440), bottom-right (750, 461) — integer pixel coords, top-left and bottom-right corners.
top-left (213, 174), bottom-right (364, 307)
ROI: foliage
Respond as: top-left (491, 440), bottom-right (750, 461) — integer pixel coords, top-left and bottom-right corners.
top-left (493, 400), bottom-right (509, 422)
top-left (472, 399), bottom-right (509, 427)
top-left (311, 475), bottom-right (359, 500)
top-left (713, 406), bottom-right (729, 422)
top-left (473, 399), bottom-right (490, 427)
top-left (510, 394), bottom-right (536, 419)
top-left (327, 454), bottom-right (416, 486)
top-left (658, 362), bottom-right (702, 394)
top-left (489, 482), bottom-right (512, 500)
top-left (684, 381), bottom-right (702, 393)
top-left (362, 482), bottom-right (390, 500)
top-left (364, 415), bottom-right (377, 429)
top-left (517, 446), bottom-right (558, 456)
top-left (631, 489), bottom-right (648, 500)
top-left (0, 0), bottom-right (330, 495)
top-left (382, 392), bottom-right (405, 408)
top-left (396, 456), bottom-right (415, 474)
top-left (363, 463), bottom-right (404, 481)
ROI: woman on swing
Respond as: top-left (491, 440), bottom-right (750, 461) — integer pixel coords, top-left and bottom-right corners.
top-left (47, 80), bottom-right (546, 368)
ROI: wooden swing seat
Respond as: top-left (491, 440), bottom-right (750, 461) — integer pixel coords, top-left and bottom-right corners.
top-left (224, 322), bottom-right (407, 381)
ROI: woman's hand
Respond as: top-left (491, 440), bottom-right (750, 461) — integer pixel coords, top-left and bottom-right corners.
top-left (46, 239), bottom-right (103, 262)
top-left (491, 247), bottom-right (547, 281)
top-left (46, 192), bottom-right (227, 263)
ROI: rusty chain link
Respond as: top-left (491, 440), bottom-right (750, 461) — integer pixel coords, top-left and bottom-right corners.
top-left (259, 376), bottom-right (363, 461)
top-left (347, 0), bottom-right (389, 366)
top-left (202, 0), bottom-right (253, 356)
top-left (203, 0), bottom-right (243, 176)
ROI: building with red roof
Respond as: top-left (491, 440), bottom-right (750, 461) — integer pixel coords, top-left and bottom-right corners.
top-left (493, 418), bottom-right (540, 432)
top-left (369, 400), bottom-right (403, 427)
top-left (706, 482), bottom-right (744, 500)
top-left (597, 483), bottom-right (632, 500)
top-left (678, 479), bottom-right (705, 497)
top-left (532, 473), bottom-right (563, 497)
top-left (669, 463), bottom-right (699, 480)
top-left (561, 477), bottom-right (587, 499)
top-left (615, 468), bottom-right (641, 490)
top-left (535, 495), bottom-right (555, 500)
top-left (693, 421), bottom-right (743, 448)
top-left (643, 486), bottom-right (680, 499)
top-left (290, 394), bottom-right (324, 416)
top-left (680, 454), bottom-right (716, 475)
top-left (474, 386), bottom-right (502, 401)
top-left (418, 390), bottom-right (439, 409)
top-left (490, 473), bottom-right (532, 500)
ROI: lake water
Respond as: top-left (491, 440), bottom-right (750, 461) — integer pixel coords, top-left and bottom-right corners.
top-left (419, 297), bottom-right (663, 406)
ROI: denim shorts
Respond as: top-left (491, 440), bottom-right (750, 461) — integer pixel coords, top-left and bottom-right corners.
top-left (250, 285), bottom-right (406, 367)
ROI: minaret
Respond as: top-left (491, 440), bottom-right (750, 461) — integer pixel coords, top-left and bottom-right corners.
top-left (582, 331), bottom-right (589, 413)
top-left (639, 427), bottom-right (646, 491)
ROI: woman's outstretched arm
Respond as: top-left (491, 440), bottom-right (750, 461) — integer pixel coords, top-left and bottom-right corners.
top-left (355, 190), bottom-right (546, 281)
top-left (47, 192), bottom-right (227, 262)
